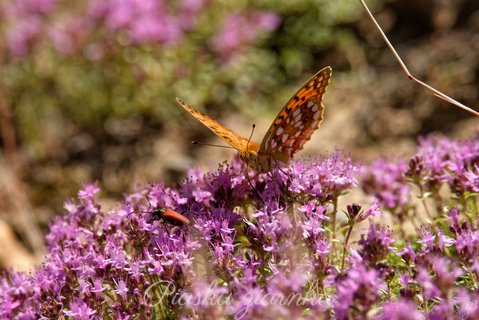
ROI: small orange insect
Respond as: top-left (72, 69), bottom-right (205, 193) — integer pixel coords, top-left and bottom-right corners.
top-left (177, 66), bottom-right (332, 173)
top-left (150, 208), bottom-right (191, 225)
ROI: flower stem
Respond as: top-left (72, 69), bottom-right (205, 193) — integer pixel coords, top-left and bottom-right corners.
top-left (418, 182), bottom-right (434, 226)
top-left (340, 223), bottom-right (354, 271)
top-left (332, 196), bottom-right (338, 260)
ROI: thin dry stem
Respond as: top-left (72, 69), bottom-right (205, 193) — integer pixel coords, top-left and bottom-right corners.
top-left (0, 91), bottom-right (45, 259)
top-left (341, 223), bottom-right (354, 272)
top-left (358, 0), bottom-right (479, 117)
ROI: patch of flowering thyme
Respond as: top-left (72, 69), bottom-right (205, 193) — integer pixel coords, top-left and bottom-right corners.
top-left (2, 134), bottom-right (479, 319)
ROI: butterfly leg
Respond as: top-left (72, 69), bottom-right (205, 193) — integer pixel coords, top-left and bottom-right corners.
top-left (274, 159), bottom-right (290, 177)
top-left (272, 159), bottom-right (295, 201)
top-left (244, 167), bottom-right (265, 206)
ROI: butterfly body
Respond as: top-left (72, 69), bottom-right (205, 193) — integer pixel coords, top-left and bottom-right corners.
top-left (239, 147), bottom-right (274, 173)
top-left (177, 66), bottom-right (332, 172)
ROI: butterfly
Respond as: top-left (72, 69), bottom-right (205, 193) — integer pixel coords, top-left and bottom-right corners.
top-left (176, 66), bottom-right (332, 173)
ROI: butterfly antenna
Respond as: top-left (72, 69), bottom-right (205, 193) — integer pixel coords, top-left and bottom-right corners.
top-left (246, 124), bottom-right (256, 151)
top-left (191, 141), bottom-right (235, 149)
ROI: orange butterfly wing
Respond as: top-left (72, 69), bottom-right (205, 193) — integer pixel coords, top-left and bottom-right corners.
top-left (176, 98), bottom-right (260, 155)
top-left (259, 66), bottom-right (332, 162)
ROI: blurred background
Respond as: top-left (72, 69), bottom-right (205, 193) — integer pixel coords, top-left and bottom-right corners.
top-left (0, 0), bottom-right (478, 269)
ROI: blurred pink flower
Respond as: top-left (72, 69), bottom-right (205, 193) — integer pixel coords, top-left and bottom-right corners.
top-left (7, 17), bottom-right (43, 56)
top-left (7, 0), bottom-right (56, 16)
top-left (211, 11), bottom-right (280, 61)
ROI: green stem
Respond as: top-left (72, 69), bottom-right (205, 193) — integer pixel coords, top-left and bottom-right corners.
top-left (423, 291), bottom-right (429, 319)
top-left (418, 182), bottom-right (434, 225)
top-left (332, 196), bottom-right (338, 260)
top-left (462, 196), bottom-right (474, 227)
top-left (340, 223), bottom-right (354, 272)
top-left (470, 270), bottom-right (478, 289)
top-left (446, 289), bottom-right (454, 320)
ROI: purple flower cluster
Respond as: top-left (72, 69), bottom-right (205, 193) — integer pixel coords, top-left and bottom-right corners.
top-left (362, 133), bottom-right (479, 222)
top-left (289, 151), bottom-right (358, 201)
top-left (360, 158), bottom-right (410, 214)
top-left (88, 0), bottom-right (208, 44)
top-left (211, 11), bottom-right (280, 61)
top-left (3, 0), bottom-right (209, 56)
top-left (414, 134), bottom-right (479, 195)
top-left (334, 263), bottom-right (384, 319)
top-left (1, 0), bottom-right (279, 60)
top-left (2, 134), bottom-right (479, 318)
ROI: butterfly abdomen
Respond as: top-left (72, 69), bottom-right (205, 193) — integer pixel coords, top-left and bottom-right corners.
top-left (241, 151), bottom-right (277, 173)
